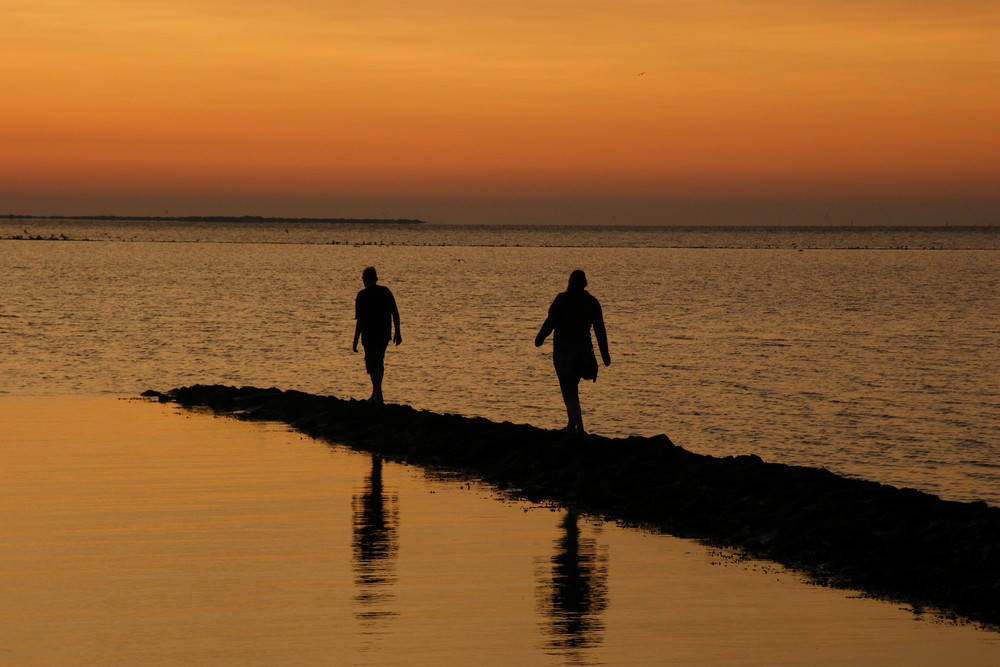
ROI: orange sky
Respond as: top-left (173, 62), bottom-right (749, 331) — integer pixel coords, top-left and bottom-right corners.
top-left (3, 0), bottom-right (998, 223)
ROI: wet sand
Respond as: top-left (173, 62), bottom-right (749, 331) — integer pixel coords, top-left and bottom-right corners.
top-left (149, 384), bottom-right (1000, 630)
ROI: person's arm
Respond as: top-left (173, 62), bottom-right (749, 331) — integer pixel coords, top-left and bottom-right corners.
top-left (390, 292), bottom-right (402, 346)
top-left (352, 293), bottom-right (361, 352)
top-left (593, 300), bottom-right (611, 366)
top-left (535, 297), bottom-right (558, 347)
top-left (535, 318), bottom-right (554, 347)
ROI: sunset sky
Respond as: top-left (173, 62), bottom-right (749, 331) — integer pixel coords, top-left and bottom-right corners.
top-left (4, 0), bottom-right (998, 224)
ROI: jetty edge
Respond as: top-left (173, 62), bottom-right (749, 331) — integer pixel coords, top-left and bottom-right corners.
top-left (144, 384), bottom-right (1000, 629)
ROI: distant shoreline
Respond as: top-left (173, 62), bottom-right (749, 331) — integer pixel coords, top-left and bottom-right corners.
top-left (0, 214), bottom-right (426, 225)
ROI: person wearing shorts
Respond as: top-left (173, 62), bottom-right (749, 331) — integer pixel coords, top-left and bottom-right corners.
top-left (352, 266), bottom-right (401, 403)
top-left (535, 270), bottom-right (611, 434)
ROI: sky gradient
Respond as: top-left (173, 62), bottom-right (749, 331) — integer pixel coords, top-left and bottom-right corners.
top-left (4, 0), bottom-right (999, 224)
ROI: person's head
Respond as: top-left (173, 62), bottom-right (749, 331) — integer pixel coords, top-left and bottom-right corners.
top-left (567, 269), bottom-right (588, 291)
top-left (362, 266), bottom-right (378, 287)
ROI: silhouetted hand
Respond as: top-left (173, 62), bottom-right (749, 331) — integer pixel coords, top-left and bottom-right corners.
top-left (394, 332), bottom-right (402, 346)
top-left (602, 352), bottom-right (612, 367)
top-left (534, 333), bottom-right (545, 347)
top-left (352, 343), bottom-right (358, 353)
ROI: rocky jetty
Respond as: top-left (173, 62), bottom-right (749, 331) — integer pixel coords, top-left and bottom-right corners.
top-left (145, 384), bottom-right (1000, 629)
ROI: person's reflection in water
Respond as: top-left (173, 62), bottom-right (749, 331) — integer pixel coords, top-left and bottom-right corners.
top-left (351, 454), bottom-right (400, 633)
top-left (537, 510), bottom-right (609, 661)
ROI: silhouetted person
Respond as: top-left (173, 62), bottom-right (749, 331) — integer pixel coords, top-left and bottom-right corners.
top-left (535, 270), bottom-right (611, 434)
top-left (352, 266), bottom-right (401, 403)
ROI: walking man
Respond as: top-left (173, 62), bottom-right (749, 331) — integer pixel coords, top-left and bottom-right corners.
top-left (352, 266), bottom-right (402, 403)
top-left (535, 269), bottom-right (611, 434)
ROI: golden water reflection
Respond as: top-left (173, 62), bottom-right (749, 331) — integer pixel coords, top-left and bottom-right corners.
top-left (537, 511), bottom-right (609, 659)
top-left (352, 455), bottom-right (400, 631)
top-left (2, 397), bottom-right (999, 665)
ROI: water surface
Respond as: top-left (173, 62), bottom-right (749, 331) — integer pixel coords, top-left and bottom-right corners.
top-left (2, 225), bottom-right (997, 504)
top-left (2, 397), bottom-right (998, 665)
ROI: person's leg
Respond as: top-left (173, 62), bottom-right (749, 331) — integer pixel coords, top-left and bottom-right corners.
top-left (369, 365), bottom-right (384, 403)
top-left (568, 393), bottom-right (584, 434)
top-left (557, 372), bottom-right (584, 434)
top-left (363, 341), bottom-right (388, 403)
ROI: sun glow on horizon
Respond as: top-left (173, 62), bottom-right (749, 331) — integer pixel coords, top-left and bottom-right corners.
top-left (3, 0), bottom-right (998, 222)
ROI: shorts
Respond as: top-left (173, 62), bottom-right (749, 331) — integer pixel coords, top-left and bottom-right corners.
top-left (362, 338), bottom-right (389, 374)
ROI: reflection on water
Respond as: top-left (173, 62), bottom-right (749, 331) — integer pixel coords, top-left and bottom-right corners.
top-left (537, 511), bottom-right (610, 661)
top-left (352, 454), bottom-right (399, 632)
top-left (3, 398), bottom-right (999, 665)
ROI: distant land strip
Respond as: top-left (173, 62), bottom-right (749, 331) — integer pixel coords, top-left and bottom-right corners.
top-left (146, 384), bottom-right (1000, 631)
top-left (1, 214), bottom-right (425, 224)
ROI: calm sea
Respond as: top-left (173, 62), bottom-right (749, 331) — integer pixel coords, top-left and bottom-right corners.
top-left (1, 222), bottom-right (998, 505)
top-left (3, 222), bottom-right (1000, 663)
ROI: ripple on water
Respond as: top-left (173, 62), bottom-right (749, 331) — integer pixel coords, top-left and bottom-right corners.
top-left (1, 233), bottom-right (998, 504)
